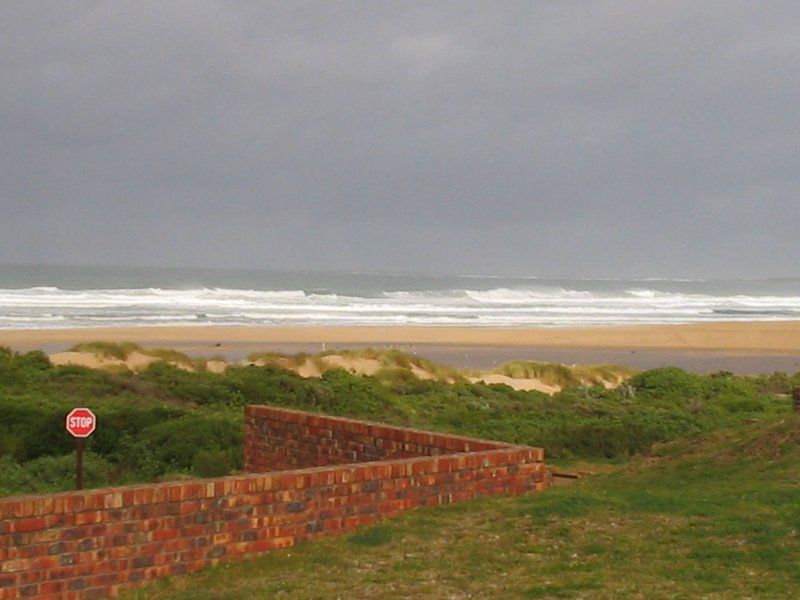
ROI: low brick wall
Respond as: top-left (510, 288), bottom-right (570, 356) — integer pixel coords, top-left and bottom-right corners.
top-left (244, 404), bottom-right (505, 470)
top-left (0, 406), bottom-right (548, 599)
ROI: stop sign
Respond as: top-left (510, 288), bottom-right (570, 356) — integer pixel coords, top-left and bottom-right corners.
top-left (66, 407), bottom-right (96, 438)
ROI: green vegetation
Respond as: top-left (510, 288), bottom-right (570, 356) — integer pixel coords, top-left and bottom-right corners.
top-left (124, 416), bottom-right (800, 599)
top-left (70, 341), bottom-right (143, 360)
top-left (373, 348), bottom-right (464, 382)
top-left (3, 343), bottom-right (800, 596)
top-left (495, 360), bottom-right (635, 388)
top-left (0, 345), bottom-right (797, 497)
top-left (248, 347), bottom-right (465, 383)
top-left (69, 341), bottom-right (209, 370)
top-left (247, 350), bottom-right (310, 368)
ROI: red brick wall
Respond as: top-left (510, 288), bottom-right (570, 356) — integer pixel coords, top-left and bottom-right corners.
top-left (0, 407), bottom-right (548, 599)
top-left (244, 405), bottom-right (505, 471)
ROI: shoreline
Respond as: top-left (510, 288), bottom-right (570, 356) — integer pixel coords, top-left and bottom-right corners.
top-left (2, 321), bottom-right (800, 351)
top-left (2, 322), bottom-right (800, 374)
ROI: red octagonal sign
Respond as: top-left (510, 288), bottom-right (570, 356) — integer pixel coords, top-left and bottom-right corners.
top-left (66, 407), bottom-right (97, 438)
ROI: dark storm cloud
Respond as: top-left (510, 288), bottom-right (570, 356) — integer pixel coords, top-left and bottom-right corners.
top-left (1, 1), bottom-right (799, 277)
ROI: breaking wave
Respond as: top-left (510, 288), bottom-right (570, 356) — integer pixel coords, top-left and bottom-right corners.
top-left (1, 284), bottom-right (800, 328)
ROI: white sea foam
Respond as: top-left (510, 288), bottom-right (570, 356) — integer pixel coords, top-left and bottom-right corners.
top-left (1, 285), bottom-right (799, 328)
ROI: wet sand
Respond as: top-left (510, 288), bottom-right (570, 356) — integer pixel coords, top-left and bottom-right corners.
top-left (2, 322), bottom-right (800, 374)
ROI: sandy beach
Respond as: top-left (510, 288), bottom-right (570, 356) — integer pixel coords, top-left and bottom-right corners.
top-left (2, 322), bottom-right (800, 374)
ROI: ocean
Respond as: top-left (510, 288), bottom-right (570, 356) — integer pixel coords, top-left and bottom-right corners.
top-left (1, 264), bottom-right (799, 329)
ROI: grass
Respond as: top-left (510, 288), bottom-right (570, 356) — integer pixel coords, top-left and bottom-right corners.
top-left (495, 360), bottom-right (636, 389)
top-left (4, 346), bottom-right (800, 595)
top-left (247, 351), bottom-right (311, 368)
top-left (69, 341), bottom-right (209, 371)
top-left (2, 345), bottom-right (795, 496)
top-left (247, 348), bottom-right (465, 383)
top-left (377, 349), bottom-right (465, 382)
top-left (69, 341), bottom-right (142, 360)
top-left (123, 415), bottom-right (800, 599)
top-left (246, 350), bottom-right (637, 389)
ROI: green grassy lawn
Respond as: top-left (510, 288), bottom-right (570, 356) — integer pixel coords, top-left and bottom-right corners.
top-left (126, 415), bottom-right (800, 599)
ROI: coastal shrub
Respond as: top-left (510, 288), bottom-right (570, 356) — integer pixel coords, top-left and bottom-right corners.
top-left (702, 372), bottom-right (759, 397)
top-left (22, 452), bottom-right (111, 491)
top-left (247, 348), bottom-right (464, 383)
top-left (718, 395), bottom-right (766, 413)
top-left (318, 368), bottom-right (422, 424)
top-left (372, 367), bottom-right (418, 387)
top-left (628, 367), bottom-right (705, 400)
top-left (379, 349), bottom-right (464, 382)
top-left (247, 351), bottom-right (310, 367)
top-left (69, 342), bottom-right (211, 371)
top-left (192, 448), bottom-right (239, 478)
top-left (0, 397), bottom-right (74, 461)
top-left (754, 372), bottom-right (792, 395)
top-left (46, 364), bottom-right (133, 397)
top-left (15, 350), bottom-right (52, 372)
top-left (0, 456), bottom-right (31, 495)
top-left (226, 365), bottom-right (336, 411)
top-left (0, 394), bottom-right (193, 466)
top-left (0, 346), bottom-right (52, 385)
top-left (69, 341), bottom-right (142, 360)
top-left (0, 348), bottom-right (795, 496)
top-left (0, 452), bottom-right (111, 496)
top-left (495, 360), bottom-right (634, 389)
top-left (118, 414), bottom-right (242, 479)
top-left (90, 405), bottom-right (189, 458)
top-left (498, 361), bottom-right (580, 388)
top-left (142, 362), bottom-right (242, 405)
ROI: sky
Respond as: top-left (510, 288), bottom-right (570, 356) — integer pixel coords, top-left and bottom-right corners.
top-left (1, 1), bottom-right (799, 279)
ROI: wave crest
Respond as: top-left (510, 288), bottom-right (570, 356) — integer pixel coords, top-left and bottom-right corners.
top-left (1, 285), bottom-right (800, 328)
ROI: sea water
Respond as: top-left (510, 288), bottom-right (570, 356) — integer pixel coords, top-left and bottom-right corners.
top-left (1, 264), bottom-right (799, 328)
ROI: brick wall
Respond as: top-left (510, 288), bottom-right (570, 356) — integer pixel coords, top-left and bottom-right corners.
top-left (0, 406), bottom-right (548, 599)
top-left (244, 405), bottom-right (505, 470)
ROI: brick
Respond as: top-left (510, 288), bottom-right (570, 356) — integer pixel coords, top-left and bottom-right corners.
top-left (1, 406), bottom-right (547, 599)
top-left (67, 579), bottom-right (87, 591)
top-left (18, 584), bottom-right (39, 597)
top-left (15, 517), bottom-right (47, 533)
top-left (286, 502), bottom-right (305, 513)
top-left (132, 556), bottom-right (154, 569)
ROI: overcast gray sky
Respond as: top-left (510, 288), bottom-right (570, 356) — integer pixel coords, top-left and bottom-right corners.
top-left (1, 1), bottom-right (799, 278)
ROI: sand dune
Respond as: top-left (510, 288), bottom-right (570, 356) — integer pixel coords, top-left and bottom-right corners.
top-left (10, 321), bottom-right (800, 391)
top-left (44, 343), bottom-right (629, 395)
top-left (50, 346), bottom-right (198, 373)
top-left (251, 354), bottom-right (385, 378)
top-left (318, 355), bottom-right (383, 376)
top-left (49, 351), bottom-right (126, 370)
top-left (50, 350), bottom-right (159, 371)
top-left (468, 374), bottom-right (560, 394)
top-left (249, 350), bottom-right (458, 382)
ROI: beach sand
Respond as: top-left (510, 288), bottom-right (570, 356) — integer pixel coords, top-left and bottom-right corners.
top-left (2, 322), bottom-right (800, 374)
